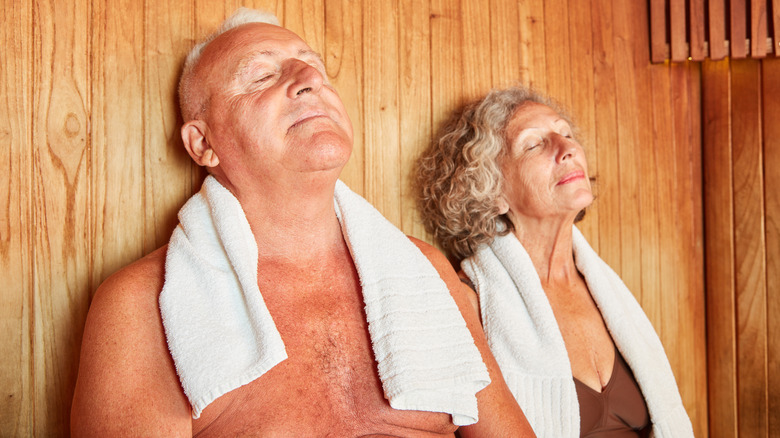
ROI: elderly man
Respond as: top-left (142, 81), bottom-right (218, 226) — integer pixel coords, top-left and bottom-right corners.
top-left (71, 9), bottom-right (532, 437)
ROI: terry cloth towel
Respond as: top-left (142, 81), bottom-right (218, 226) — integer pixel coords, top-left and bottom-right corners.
top-left (461, 226), bottom-right (693, 438)
top-left (159, 175), bottom-right (490, 424)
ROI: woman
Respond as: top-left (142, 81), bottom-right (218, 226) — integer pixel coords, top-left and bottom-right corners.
top-left (415, 86), bottom-right (693, 437)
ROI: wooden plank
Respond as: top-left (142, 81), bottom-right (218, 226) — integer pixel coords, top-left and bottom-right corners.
top-left (0, 0), bottom-right (32, 435)
top-left (398, 0), bottom-right (430, 238)
top-left (670, 0), bottom-right (688, 61)
top-left (324, 0), bottom-right (365, 195)
top-left (566, 0), bottom-right (598, 247)
top-left (31, 0), bottom-right (91, 433)
top-left (517, 0), bottom-right (546, 91)
top-left (591, 0), bottom-right (621, 273)
top-left (774, 0), bottom-right (780, 56)
top-left (362, 0), bottom-right (401, 225)
top-left (650, 0), bottom-right (668, 63)
top-left (543, 0), bottom-right (572, 106)
top-left (429, 0), bottom-right (464, 132)
top-left (611, 0), bottom-right (643, 299)
top-left (144, 0), bottom-right (196, 250)
top-left (750, 0), bottom-right (768, 57)
top-left (90, 0), bottom-right (145, 289)
top-left (730, 0), bottom-right (748, 58)
top-left (282, 0), bottom-right (325, 55)
top-left (731, 59), bottom-right (768, 438)
top-left (460, 0), bottom-right (492, 102)
top-left (668, 61), bottom-right (708, 437)
top-left (762, 57), bottom-right (780, 437)
top-left (702, 56), bottom-right (738, 438)
top-left (489, 0), bottom-right (522, 88)
top-left (709, 0), bottom-right (728, 60)
top-left (689, 0), bottom-right (706, 60)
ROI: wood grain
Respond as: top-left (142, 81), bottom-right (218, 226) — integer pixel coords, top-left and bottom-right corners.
top-left (649, 0), bottom-right (667, 63)
top-left (324, 0), bottom-right (365, 193)
top-left (731, 59), bottom-right (768, 438)
top-left (762, 57), bottom-right (780, 437)
top-left (0, 0), bottom-right (723, 435)
top-left (731, 0), bottom-right (748, 58)
top-left (398, 0), bottom-right (431, 238)
top-left (670, 0), bottom-right (687, 61)
top-left (709, 0), bottom-right (728, 59)
top-left (32, 0), bottom-right (91, 434)
top-left (702, 60), bottom-right (737, 438)
top-left (591, 0), bottom-right (621, 273)
top-left (751, 0), bottom-right (768, 57)
top-left (774, 0), bottom-right (780, 55)
top-left (689, 0), bottom-right (706, 60)
top-left (0, 0), bottom-right (32, 435)
top-left (362, 0), bottom-right (401, 225)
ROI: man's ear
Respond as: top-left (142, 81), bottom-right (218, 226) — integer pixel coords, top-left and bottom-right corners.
top-left (182, 120), bottom-right (220, 168)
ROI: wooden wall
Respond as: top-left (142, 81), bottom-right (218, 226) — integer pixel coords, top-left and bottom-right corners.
top-left (703, 57), bottom-right (780, 438)
top-left (1, 0), bottom-right (709, 435)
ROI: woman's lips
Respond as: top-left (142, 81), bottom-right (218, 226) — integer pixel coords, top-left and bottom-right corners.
top-left (557, 170), bottom-right (585, 185)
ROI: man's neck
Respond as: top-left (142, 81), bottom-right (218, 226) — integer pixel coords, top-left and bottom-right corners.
top-left (218, 172), bottom-right (345, 262)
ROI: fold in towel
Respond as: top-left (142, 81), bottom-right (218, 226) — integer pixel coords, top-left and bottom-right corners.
top-left (160, 176), bottom-right (490, 424)
top-left (461, 226), bottom-right (693, 438)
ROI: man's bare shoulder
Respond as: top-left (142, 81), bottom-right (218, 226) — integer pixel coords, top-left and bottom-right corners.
top-left (71, 245), bottom-right (191, 436)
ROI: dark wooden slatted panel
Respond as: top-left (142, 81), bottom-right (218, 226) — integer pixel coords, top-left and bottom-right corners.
top-left (670, 0), bottom-right (687, 61)
top-left (731, 0), bottom-right (748, 57)
top-left (690, 0), bottom-right (706, 60)
top-left (710, 0), bottom-right (728, 59)
top-left (650, 0), bottom-right (667, 63)
top-left (751, 0), bottom-right (768, 57)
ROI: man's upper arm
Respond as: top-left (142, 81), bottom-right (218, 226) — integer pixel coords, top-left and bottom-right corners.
top-left (409, 237), bottom-right (535, 437)
top-left (71, 248), bottom-right (191, 437)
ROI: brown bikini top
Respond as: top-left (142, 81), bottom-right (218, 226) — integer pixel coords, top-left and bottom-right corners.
top-left (573, 347), bottom-right (651, 437)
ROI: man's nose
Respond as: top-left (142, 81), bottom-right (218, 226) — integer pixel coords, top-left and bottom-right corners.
top-left (286, 60), bottom-right (325, 98)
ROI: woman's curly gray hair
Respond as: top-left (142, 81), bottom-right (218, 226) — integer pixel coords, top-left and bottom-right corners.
top-left (415, 85), bottom-right (570, 260)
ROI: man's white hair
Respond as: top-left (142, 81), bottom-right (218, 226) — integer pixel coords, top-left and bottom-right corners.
top-left (179, 7), bottom-right (280, 121)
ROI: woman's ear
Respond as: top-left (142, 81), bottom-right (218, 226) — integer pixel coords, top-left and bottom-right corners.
top-left (496, 196), bottom-right (510, 215)
top-left (182, 120), bottom-right (220, 168)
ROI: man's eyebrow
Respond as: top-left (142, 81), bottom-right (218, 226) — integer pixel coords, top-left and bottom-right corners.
top-left (298, 49), bottom-right (325, 65)
top-left (233, 50), bottom-right (278, 79)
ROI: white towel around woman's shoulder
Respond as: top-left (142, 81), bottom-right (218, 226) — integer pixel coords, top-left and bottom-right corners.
top-left (159, 176), bottom-right (490, 424)
top-left (461, 226), bottom-right (693, 437)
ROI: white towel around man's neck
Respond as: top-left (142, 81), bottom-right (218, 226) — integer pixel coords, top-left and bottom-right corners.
top-left (461, 226), bottom-right (693, 438)
top-left (159, 176), bottom-right (490, 424)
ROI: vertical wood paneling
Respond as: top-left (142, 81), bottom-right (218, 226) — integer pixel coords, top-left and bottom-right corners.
top-left (567, 0), bottom-right (598, 246)
top-left (591, 0), bottom-right (621, 273)
top-left (517, 1), bottom-right (546, 90)
top-left (702, 59), bottom-right (738, 438)
top-left (710, 0), bottom-right (728, 59)
top-left (398, 0), bottom-right (430, 237)
top-left (363, 0), bottom-right (400, 223)
top-left (762, 57), bottom-right (780, 438)
top-left (1, 0), bottom-right (716, 435)
top-left (751, 0), bottom-right (768, 57)
top-left (731, 59), bottom-right (768, 438)
top-left (144, 0), bottom-right (196, 250)
top-left (90, 0), bottom-right (145, 289)
top-left (324, 0), bottom-right (364, 193)
top-left (0, 0), bottom-right (32, 435)
top-left (32, 0), bottom-right (91, 433)
top-left (731, 0), bottom-right (748, 58)
top-left (543, 0), bottom-right (572, 105)
top-left (611, 0), bottom-right (643, 296)
top-left (489, 0), bottom-right (522, 88)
